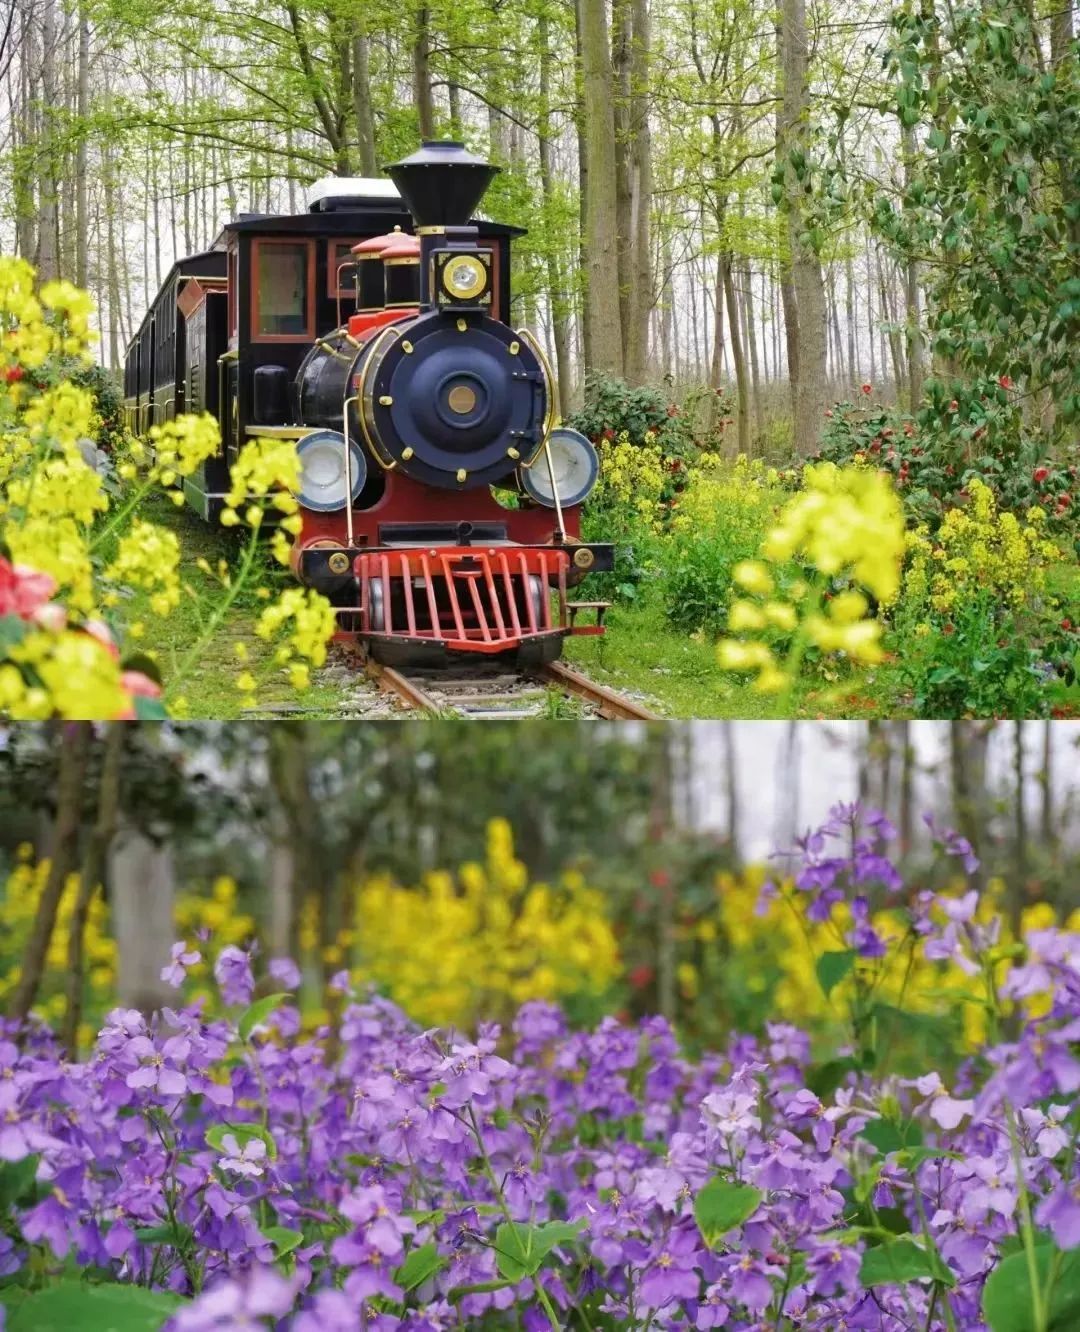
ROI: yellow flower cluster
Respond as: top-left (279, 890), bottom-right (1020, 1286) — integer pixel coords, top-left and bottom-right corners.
top-left (668, 453), bottom-right (778, 539)
top-left (595, 431), bottom-right (666, 532)
top-left (0, 260), bottom-right (336, 717)
top-left (352, 819), bottom-right (622, 1028)
top-left (249, 586), bottom-right (337, 694)
top-left (0, 850), bottom-right (116, 1035)
top-left (718, 464), bottom-right (905, 694)
top-left (683, 867), bottom-right (1080, 1050)
top-left (221, 437), bottom-right (304, 543)
top-left (903, 478), bottom-right (1058, 624)
top-left (105, 521), bottom-right (181, 616)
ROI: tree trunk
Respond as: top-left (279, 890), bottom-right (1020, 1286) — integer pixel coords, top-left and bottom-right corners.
top-left (9, 723), bottom-right (92, 1025)
top-left (612, 0), bottom-right (633, 353)
top-left (538, 13), bottom-right (573, 417)
top-left (897, 721), bottom-right (914, 857)
top-left (352, 21), bottom-right (377, 175)
top-left (774, 21), bottom-right (799, 426)
top-left (36, 0), bottom-right (60, 280)
top-left (901, 122), bottom-right (923, 410)
top-left (649, 729), bottom-right (676, 1023)
top-left (579, 0), bottom-right (624, 376)
top-left (722, 253), bottom-right (750, 455)
top-left (63, 724), bottom-right (125, 1054)
top-left (573, 0), bottom-right (593, 374)
top-left (949, 722), bottom-right (988, 893)
top-left (721, 722), bottom-right (740, 864)
top-left (625, 0), bottom-right (652, 382)
top-left (74, 9), bottom-right (90, 287)
top-left (741, 260), bottom-right (765, 444)
top-left (111, 824), bottom-right (175, 1016)
top-left (412, 4), bottom-right (436, 139)
top-left (779, 0), bottom-right (827, 453)
top-left (1012, 722), bottom-right (1026, 926)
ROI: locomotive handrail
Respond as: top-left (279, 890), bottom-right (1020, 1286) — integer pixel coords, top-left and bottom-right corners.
top-left (514, 326), bottom-right (558, 458)
top-left (342, 394), bottom-right (359, 547)
top-left (335, 261), bottom-right (358, 330)
top-left (515, 327), bottom-right (566, 542)
top-left (217, 350), bottom-right (239, 450)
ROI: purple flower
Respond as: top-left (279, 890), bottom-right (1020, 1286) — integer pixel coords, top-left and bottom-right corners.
top-left (911, 1072), bottom-right (975, 1129)
top-left (214, 947), bottom-right (254, 1007)
top-left (268, 957), bottom-right (302, 990)
top-left (1035, 1182), bottom-right (1080, 1249)
top-left (637, 1226), bottom-right (703, 1310)
top-left (218, 1134), bottom-right (268, 1179)
top-left (169, 1267), bottom-right (299, 1330)
top-left (125, 1035), bottom-right (189, 1097)
top-left (161, 942), bottom-right (201, 988)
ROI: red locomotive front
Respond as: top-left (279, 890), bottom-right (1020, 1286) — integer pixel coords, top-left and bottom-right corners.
top-left (124, 141), bottom-right (612, 668)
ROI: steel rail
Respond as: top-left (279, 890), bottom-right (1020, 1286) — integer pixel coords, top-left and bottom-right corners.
top-left (535, 661), bottom-right (658, 721)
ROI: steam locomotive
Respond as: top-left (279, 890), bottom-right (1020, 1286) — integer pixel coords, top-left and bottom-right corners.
top-left (122, 141), bottom-right (611, 665)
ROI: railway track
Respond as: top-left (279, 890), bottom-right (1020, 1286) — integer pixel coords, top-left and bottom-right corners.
top-left (239, 647), bottom-right (659, 721)
top-left (362, 654), bottom-right (659, 721)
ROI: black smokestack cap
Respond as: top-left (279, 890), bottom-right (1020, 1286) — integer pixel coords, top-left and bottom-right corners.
top-left (386, 140), bottom-right (500, 227)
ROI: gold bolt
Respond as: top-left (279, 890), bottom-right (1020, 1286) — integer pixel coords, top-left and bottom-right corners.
top-left (508, 341), bottom-right (520, 355)
top-left (456, 468), bottom-right (467, 483)
top-left (402, 446), bottom-right (414, 460)
top-left (506, 447), bottom-right (521, 460)
top-left (402, 341), bottom-right (413, 354)
top-left (328, 551), bottom-right (350, 574)
top-left (457, 318), bottom-right (467, 332)
top-left (379, 395), bottom-right (393, 406)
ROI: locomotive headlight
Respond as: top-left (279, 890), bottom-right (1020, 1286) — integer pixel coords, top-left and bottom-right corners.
top-left (295, 429), bottom-right (368, 512)
top-left (441, 254), bottom-right (487, 301)
top-left (520, 427), bottom-right (599, 509)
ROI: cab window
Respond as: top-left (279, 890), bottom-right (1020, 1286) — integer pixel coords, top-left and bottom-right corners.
top-left (253, 240), bottom-right (313, 339)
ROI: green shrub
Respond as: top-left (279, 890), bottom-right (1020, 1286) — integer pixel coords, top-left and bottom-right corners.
top-left (660, 457), bottom-right (783, 635)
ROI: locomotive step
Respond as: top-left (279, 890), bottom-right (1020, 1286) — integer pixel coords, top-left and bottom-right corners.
top-left (565, 600), bottom-right (612, 628)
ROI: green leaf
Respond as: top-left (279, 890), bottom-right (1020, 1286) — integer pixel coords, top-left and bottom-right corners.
top-left (860, 1118), bottom-right (924, 1155)
top-left (0, 1157), bottom-right (40, 1210)
top-left (807, 1056), bottom-right (860, 1100)
top-left (262, 1226), bottom-right (303, 1259)
top-left (396, 1241), bottom-right (448, 1292)
top-left (0, 615), bottom-right (28, 654)
top-left (816, 949), bottom-right (857, 998)
top-left (493, 1220), bottom-right (583, 1281)
top-left (206, 1121), bottom-right (277, 1161)
top-left (983, 1242), bottom-right (1080, 1331)
top-left (0, 1280), bottom-right (186, 1331)
top-left (238, 993), bottom-right (290, 1042)
top-left (693, 1179), bottom-right (763, 1249)
top-left (859, 1238), bottom-right (955, 1289)
top-left (133, 695), bottom-right (168, 721)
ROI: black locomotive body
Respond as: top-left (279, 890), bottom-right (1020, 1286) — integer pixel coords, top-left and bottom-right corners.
top-left (123, 142), bottom-right (611, 664)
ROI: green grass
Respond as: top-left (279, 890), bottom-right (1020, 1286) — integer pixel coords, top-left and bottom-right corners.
top-left (106, 492), bottom-right (345, 720)
top-left (563, 597), bottom-right (905, 720)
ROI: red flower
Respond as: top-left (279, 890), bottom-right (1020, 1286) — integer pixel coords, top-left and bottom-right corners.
top-left (629, 964), bottom-right (655, 990)
top-left (824, 409), bottom-right (833, 419)
top-left (1059, 493), bottom-right (1072, 506)
top-left (1034, 466), bottom-right (1049, 484)
top-left (943, 623), bottom-right (955, 635)
top-left (0, 557), bottom-right (56, 619)
top-left (667, 404), bottom-right (679, 418)
top-left (1062, 619), bottom-right (1074, 632)
top-left (4, 366), bottom-right (25, 384)
top-left (650, 868), bottom-right (671, 889)
top-left (998, 375), bottom-right (1013, 389)
top-left (602, 427), bottom-right (615, 441)
top-left (121, 671), bottom-right (162, 699)
top-left (948, 399), bottom-right (959, 412)
top-left (861, 383), bottom-right (871, 395)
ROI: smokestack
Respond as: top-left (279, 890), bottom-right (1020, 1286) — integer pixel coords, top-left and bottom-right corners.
top-left (385, 141), bottom-right (499, 228)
